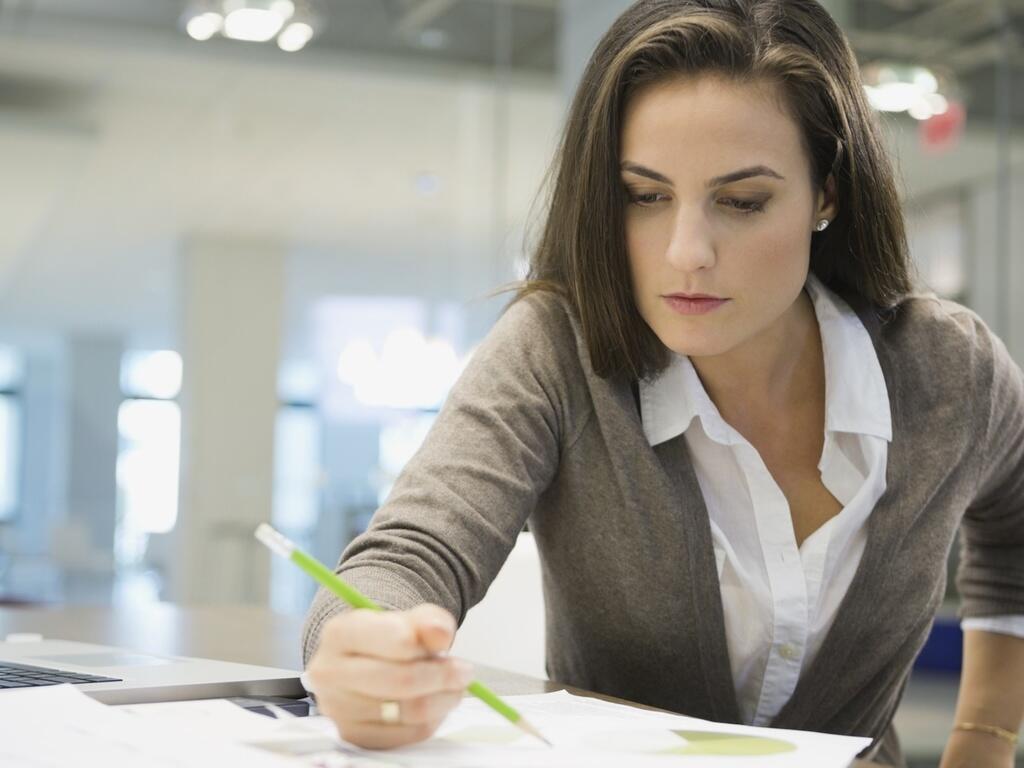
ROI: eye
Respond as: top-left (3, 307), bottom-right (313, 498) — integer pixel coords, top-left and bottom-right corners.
top-left (719, 197), bottom-right (766, 214)
top-left (625, 188), bottom-right (669, 206)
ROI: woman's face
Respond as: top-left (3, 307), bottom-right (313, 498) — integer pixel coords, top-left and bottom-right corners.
top-left (620, 74), bottom-right (836, 361)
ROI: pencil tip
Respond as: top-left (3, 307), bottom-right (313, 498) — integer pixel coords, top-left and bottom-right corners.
top-left (518, 718), bottom-right (553, 747)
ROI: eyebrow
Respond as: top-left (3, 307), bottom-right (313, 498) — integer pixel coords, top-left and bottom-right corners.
top-left (620, 162), bottom-right (785, 188)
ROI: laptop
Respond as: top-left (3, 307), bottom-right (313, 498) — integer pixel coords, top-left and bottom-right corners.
top-left (0, 637), bottom-right (305, 705)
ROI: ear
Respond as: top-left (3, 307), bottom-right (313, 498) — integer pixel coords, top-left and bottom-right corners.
top-left (815, 173), bottom-right (839, 222)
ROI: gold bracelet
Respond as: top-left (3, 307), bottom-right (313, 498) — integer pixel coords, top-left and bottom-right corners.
top-left (954, 722), bottom-right (1020, 745)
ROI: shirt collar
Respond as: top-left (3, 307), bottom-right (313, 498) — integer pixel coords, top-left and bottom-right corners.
top-left (638, 273), bottom-right (892, 447)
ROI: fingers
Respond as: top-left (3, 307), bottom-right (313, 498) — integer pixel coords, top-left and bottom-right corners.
top-left (306, 603), bottom-right (470, 750)
top-left (328, 654), bottom-right (473, 699)
top-left (324, 688), bottom-right (464, 726)
top-left (323, 605), bottom-right (457, 661)
top-left (409, 604), bottom-right (458, 655)
top-left (331, 720), bottom-right (445, 750)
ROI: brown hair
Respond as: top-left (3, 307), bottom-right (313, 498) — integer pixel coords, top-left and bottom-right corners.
top-left (515, 0), bottom-right (912, 380)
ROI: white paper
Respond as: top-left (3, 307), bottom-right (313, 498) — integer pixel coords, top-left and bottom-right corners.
top-left (0, 685), bottom-right (870, 768)
top-left (322, 690), bottom-right (872, 768)
top-left (0, 685), bottom-right (298, 768)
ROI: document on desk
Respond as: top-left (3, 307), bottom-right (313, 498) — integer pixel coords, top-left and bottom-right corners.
top-left (119, 690), bottom-right (874, 768)
top-left (0, 685), bottom-right (871, 768)
top-left (255, 690), bottom-right (872, 768)
top-left (0, 684), bottom-right (296, 768)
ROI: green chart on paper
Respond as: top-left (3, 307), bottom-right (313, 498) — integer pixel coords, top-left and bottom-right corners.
top-left (660, 730), bottom-right (796, 756)
top-left (443, 726), bottom-right (797, 756)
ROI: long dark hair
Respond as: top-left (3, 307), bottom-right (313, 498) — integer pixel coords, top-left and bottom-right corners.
top-left (515, 0), bottom-right (912, 380)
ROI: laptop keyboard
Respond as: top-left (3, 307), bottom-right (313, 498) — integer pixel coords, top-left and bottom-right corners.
top-left (0, 661), bottom-right (122, 688)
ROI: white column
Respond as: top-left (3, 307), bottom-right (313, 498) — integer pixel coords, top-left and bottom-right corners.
top-left (62, 335), bottom-right (122, 593)
top-left (18, 348), bottom-right (65, 559)
top-left (65, 335), bottom-right (121, 561)
top-left (170, 236), bottom-right (284, 605)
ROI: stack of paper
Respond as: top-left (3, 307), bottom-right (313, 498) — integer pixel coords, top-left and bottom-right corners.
top-left (0, 685), bottom-right (871, 767)
top-left (308, 690), bottom-right (871, 768)
top-left (0, 685), bottom-right (295, 767)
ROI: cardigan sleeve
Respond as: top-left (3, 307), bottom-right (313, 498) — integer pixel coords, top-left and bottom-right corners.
top-left (301, 293), bottom-right (586, 666)
top-left (957, 319), bottom-right (1024, 620)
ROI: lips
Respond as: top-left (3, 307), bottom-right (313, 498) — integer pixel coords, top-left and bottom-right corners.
top-left (662, 294), bottom-right (729, 316)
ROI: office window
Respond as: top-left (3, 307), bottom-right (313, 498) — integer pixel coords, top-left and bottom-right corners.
top-left (0, 347), bottom-right (24, 522)
top-left (0, 396), bottom-right (21, 522)
top-left (377, 412), bottom-right (438, 506)
top-left (273, 405), bottom-right (322, 532)
top-left (314, 297), bottom-right (467, 421)
top-left (115, 351), bottom-right (182, 566)
top-left (270, 403), bottom-right (323, 614)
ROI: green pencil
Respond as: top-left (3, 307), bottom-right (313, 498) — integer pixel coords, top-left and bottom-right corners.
top-left (254, 523), bottom-right (551, 747)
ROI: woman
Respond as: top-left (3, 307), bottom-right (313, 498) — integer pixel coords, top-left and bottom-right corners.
top-left (302, 2), bottom-right (1024, 765)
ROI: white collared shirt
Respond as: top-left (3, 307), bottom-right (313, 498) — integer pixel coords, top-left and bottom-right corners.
top-left (639, 274), bottom-right (1024, 725)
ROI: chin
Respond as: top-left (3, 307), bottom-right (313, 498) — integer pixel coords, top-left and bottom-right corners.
top-left (654, 328), bottom-right (732, 360)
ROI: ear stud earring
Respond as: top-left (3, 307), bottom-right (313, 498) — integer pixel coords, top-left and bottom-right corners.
top-left (815, 219), bottom-right (830, 232)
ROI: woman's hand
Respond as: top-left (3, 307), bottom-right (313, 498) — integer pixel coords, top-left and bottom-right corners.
top-left (939, 729), bottom-right (1017, 768)
top-left (305, 603), bottom-right (474, 749)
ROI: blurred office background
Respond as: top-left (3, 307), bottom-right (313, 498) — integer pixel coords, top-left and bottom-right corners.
top-left (0, 1), bottom-right (1021, 764)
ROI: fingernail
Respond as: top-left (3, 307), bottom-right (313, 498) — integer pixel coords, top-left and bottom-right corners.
top-left (453, 659), bottom-right (474, 686)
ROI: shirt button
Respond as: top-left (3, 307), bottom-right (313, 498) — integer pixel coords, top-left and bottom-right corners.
top-left (778, 643), bottom-right (800, 661)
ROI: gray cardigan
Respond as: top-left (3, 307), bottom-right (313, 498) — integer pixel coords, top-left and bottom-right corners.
top-left (303, 289), bottom-right (1024, 766)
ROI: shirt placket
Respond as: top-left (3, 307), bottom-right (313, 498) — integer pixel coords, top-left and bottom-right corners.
top-left (737, 441), bottom-right (810, 726)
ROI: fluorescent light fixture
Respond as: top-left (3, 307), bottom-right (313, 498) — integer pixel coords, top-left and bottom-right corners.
top-left (186, 12), bottom-right (223, 41)
top-left (862, 62), bottom-right (951, 120)
top-left (223, 8), bottom-right (285, 41)
top-left (270, 0), bottom-right (296, 18)
top-left (907, 98), bottom-right (934, 121)
top-left (864, 82), bottom-right (920, 112)
top-left (907, 92), bottom-right (951, 122)
top-left (912, 68), bottom-right (938, 94)
top-left (220, 1), bottom-right (294, 42)
top-left (925, 93), bottom-right (949, 115)
top-left (184, 0), bottom-right (317, 50)
top-left (277, 21), bottom-right (314, 52)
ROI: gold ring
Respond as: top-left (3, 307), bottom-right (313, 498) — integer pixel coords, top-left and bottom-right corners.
top-left (380, 700), bottom-right (401, 725)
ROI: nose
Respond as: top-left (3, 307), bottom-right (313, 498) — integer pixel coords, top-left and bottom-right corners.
top-left (664, 207), bottom-right (716, 272)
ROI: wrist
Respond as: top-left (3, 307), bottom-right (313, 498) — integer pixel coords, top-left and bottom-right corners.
top-left (953, 721), bottom-right (1019, 746)
top-left (943, 727), bottom-right (1017, 768)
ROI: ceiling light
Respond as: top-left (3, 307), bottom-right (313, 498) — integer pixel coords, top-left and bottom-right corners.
top-left (223, 8), bottom-right (287, 42)
top-left (182, 1), bottom-right (320, 51)
top-left (864, 82), bottom-right (920, 113)
top-left (269, 0), bottom-right (296, 17)
top-left (925, 93), bottom-right (949, 115)
top-left (186, 12), bottom-right (223, 41)
top-left (912, 69), bottom-right (938, 94)
top-left (861, 63), bottom-right (955, 122)
top-left (277, 21), bottom-right (314, 52)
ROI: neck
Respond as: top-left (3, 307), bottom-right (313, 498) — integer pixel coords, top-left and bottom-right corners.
top-left (689, 289), bottom-right (823, 422)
